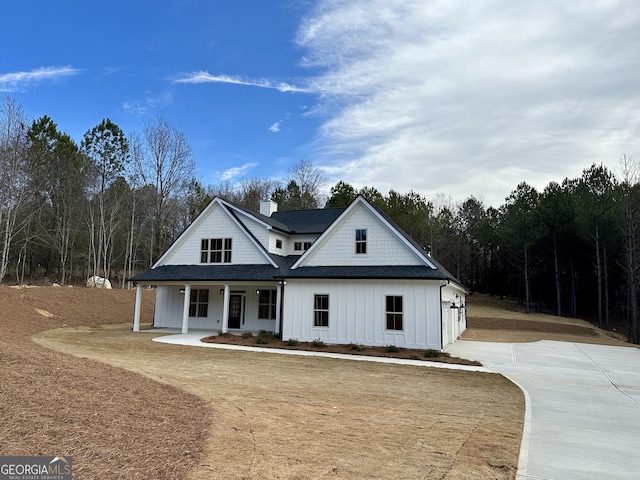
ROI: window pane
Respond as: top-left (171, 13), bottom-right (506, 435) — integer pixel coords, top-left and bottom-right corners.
top-left (386, 295), bottom-right (394, 312)
top-left (199, 289), bottom-right (209, 303)
top-left (224, 238), bottom-right (232, 249)
top-left (386, 295), bottom-right (402, 313)
top-left (224, 251), bottom-right (232, 263)
top-left (315, 294), bottom-right (328, 310)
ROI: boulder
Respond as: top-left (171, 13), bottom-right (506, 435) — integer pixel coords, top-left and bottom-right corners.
top-left (86, 275), bottom-right (112, 289)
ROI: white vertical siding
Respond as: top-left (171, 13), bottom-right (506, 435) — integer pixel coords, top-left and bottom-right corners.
top-left (281, 279), bottom-right (442, 349)
top-left (154, 285), bottom-right (225, 329)
top-left (159, 205), bottom-right (269, 266)
top-left (300, 203), bottom-right (422, 267)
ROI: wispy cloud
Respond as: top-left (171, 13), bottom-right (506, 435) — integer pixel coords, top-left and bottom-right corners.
top-left (295, 0), bottom-right (640, 206)
top-left (0, 66), bottom-right (80, 92)
top-left (218, 162), bottom-right (258, 181)
top-left (174, 71), bottom-right (310, 93)
top-left (122, 89), bottom-right (174, 115)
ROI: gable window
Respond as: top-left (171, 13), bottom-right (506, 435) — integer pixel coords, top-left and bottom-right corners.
top-left (275, 239), bottom-right (283, 249)
top-left (386, 295), bottom-right (403, 330)
top-left (201, 238), bottom-right (232, 263)
top-left (313, 294), bottom-right (329, 327)
top-left (189, 289), bottom-right (209, 317)
top-left (258, 289), bottom-right (277, 320)
top-left (355, 229), bottom-right (367, 254)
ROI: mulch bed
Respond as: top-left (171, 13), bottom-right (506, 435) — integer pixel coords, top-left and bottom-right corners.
top-left (202, 333), bottom-right (482, 366)
top-left (468, 316), bottom-right (599, 336)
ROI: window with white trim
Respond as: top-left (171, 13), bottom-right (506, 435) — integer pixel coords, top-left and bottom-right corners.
top-left (313, 294), bottom-right (329, 327)
top-left (385, 295), bottom-right (403, 330)
top-left (275, 239), bottom-right (283, 249)
top-left (355, 229), bottom-right (367, 254)
top-left (189, 289), bottom-right (209, 317)
top-left (258, 289), bottom-right (277, 320)
top-left (201, 238), bottom-right (232, 263)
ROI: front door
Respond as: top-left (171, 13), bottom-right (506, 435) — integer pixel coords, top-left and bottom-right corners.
top-left (228, 294), bottom-right (243, 329)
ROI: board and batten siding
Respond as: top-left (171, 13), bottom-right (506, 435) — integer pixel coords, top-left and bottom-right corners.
top-left (154, 285), bottom-right (221, 329)
top-left (159, 204), bottom-right (269, 266)
top-left (301, 203), bottom-right (422, 267)
top-left (281, 279), bottom-right (442, 349)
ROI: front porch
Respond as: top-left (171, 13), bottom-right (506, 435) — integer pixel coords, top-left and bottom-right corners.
top-left (132, 281), bottom-right (285, 335)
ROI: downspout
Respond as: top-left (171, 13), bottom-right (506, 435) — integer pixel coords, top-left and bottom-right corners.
top-left (439, 280), bottom-right (449, 350)
top-left (278, 279), bottom-right (286, 337)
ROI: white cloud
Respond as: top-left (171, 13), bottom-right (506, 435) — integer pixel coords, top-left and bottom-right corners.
top-left (296, 0), bottom-right (640, 206)
top-left (218, 162), bottom-right (258, 182)
top-left (0, 66), bottom-right (80, 92)
top-left (269, 121), bottom-right (281, 133)
top-left (174, 71), bottom-right (309, 93)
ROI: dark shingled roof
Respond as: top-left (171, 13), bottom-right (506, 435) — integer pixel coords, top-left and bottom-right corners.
top-left (275, 265), bottom-right (456, 281)
top-left (129, 264), bottom-right (283, 282)
top-left (270, 208), bottom-right (345, 233)
top-left (129, 260), bottom-right (459, 284)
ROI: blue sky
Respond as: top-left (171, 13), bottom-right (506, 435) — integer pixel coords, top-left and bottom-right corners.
top-left (2, 0), bottom-right (639, 207)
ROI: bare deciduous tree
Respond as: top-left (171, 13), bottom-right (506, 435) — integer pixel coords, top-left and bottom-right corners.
top-left (0, 96), bottom-right (30, 283)
top-left (133, 116), bottom-right (195, 265)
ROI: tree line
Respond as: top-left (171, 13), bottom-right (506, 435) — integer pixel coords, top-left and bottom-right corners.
top-left (1, 96), bottom-right (638, 342)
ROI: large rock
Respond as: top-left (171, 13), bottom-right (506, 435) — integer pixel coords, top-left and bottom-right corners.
top-left (86, 275), bottom-right (112, 289)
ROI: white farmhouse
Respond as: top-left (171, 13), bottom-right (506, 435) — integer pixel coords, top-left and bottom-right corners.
top-left (130, 195), bottom-right (467, 350)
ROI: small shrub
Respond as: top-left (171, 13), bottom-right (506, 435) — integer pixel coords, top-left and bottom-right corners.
top-left (286, 338), bottom-right (299, 346)
top-left (385, 345), bottom-right (400, 353)
top-left (256, 330), bottom-right (273, 345)
top-left (349, 343), bottom-right (366, 352)
top-left (424, 348), bottom-right (441, 358)
top-left (311, 338), bottom-right (327, 348)
top-left (241, 331), bottom-right (254, 339)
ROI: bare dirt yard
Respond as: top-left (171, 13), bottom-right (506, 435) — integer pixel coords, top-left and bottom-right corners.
top-left (3, 288), bottom-right (628, 479)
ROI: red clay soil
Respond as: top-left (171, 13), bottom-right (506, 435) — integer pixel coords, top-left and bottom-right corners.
top-left (468, 316), bottom-right (599, 336)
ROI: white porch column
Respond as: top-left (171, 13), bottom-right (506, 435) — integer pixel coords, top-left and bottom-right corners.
top-left (133, 284), bottom-right (142, 332)
top-left (181, 284), bottom-right (191, 334)
top-left (221, 284), bottom-right (230, 333)
top-left (275, 282), bottom-right (283, 334)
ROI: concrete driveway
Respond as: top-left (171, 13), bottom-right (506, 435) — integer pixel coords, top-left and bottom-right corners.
top-left (447, 340), bottom-right (640, 480)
